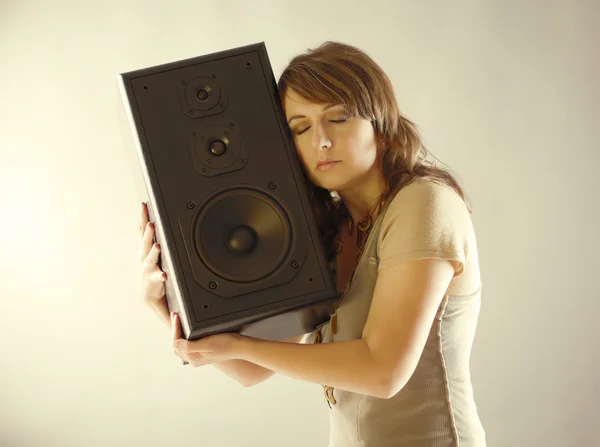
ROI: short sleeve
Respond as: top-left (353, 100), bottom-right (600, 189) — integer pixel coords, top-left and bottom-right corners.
top-left (376, 179), bottom-right (472, 277)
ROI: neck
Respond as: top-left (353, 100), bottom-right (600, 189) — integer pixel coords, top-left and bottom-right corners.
top-left (336, 168), bottom-right (387, 226)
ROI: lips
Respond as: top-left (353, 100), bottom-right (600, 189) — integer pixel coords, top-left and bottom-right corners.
top-left (316, 160), bottom-right (340, 172)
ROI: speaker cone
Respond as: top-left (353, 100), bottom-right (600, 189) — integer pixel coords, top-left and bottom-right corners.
top-left (194, 188), bottom-right (292, 283)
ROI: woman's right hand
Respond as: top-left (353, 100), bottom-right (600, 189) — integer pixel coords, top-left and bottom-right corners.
top-left (137, 202), bottom-right (167, 306)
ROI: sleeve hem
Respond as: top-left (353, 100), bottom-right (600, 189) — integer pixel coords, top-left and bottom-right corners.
top-left (377, 250), bottom-right (465, 277)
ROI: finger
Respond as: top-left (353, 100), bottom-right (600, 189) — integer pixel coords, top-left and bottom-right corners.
top-left (173, 313), bottom-right (183, 341)
top-left (139, 202), bottom-right (148, 234)
top-left (173, 344), bottom-right (188, 363)
top-left (172, 314), bottom-right (190, 363)
top-left (145, 242), bottom-right (161, 268)
top-left (154, 268), bottom-right (166, 282)
top-left (139, 222), bottom-right (155, 261)
top-left (172, 313), bottom-right (185, 346)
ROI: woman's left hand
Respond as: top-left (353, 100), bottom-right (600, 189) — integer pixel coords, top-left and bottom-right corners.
top-left (171, 313), bottom-right (243, 366)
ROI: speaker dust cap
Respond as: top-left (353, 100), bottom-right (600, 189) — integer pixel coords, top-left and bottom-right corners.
top-left (185, 76), bottom-right (221, 111)
top-left (194, 188), bottom-right (292, 283)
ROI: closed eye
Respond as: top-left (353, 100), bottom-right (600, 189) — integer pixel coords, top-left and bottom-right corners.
top-left (294, 119), bottom-right (347, 136)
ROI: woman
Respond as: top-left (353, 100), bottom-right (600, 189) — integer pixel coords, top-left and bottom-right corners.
top-left (137, 41), bottom-right (486, 446)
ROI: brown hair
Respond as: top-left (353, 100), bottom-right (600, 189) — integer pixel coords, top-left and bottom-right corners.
top-left (277, 41), bottom-right (472, 263)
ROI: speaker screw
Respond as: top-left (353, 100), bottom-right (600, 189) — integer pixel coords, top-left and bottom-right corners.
top-left (201, 167), bottom-right (207, 173)
top-left (219, 102), bottom-right (225, 108)
top-left (142, 85), bottom-right (149, 91)
top-left (268, 182), bottom-right (277, 190)
top-left (209, 281), bottom-right (217, 289)
top-left (191, 131), bottom-right (196, 136)
top-left (228, 122), bottom-right (234, 127)
top-left (203, 304), bottom-right (209, 309)
top-left (239, 158), bottom-right (245, 163)
top-left (245, 61), bottom-right (252, 68)
top-left (181, 80), bottom-right (187, 85)
top-left (292, 261), bottom-right (300, 269)
top-left (308, 277), bottom-right (314, 283)
top-left (186, 202), bottom-right (195, 210)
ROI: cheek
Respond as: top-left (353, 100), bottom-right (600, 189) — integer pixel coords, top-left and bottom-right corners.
top-left (294, 145), bottom-right (315, 175)
top-left (346, 136), bottom-right (378, 168)
top-left (295, 145), bottom-right (309, 165)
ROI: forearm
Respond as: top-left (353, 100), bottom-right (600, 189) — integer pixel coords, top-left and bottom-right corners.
top-left (212, 359), bottom-right (275, 387)
top-left (237, 337), bottom-right (389, 398)
top-left (147, 299), bottom-right (273, 386)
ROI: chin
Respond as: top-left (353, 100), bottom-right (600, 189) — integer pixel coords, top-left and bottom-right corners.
top-left (313, 177), bottom-right (345, 192)
top-left (307, 168), bottom-right (349, 191)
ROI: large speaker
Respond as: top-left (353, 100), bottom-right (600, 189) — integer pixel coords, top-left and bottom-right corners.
top-left (117, 42), bottom-right (338, 342)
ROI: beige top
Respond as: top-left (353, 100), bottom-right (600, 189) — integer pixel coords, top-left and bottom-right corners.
top-left (304, 178), bottom-right (486, 447)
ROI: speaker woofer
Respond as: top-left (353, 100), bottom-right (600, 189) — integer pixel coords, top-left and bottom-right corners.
top-left (194, 188), bottom-right (292, 283)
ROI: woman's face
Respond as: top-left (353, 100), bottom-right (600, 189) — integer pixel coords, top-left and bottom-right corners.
top-left (283, 88), bottom-right (380, 192)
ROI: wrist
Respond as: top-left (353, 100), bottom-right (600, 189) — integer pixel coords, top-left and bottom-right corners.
top-left (232, 333), bottom-right (253, 360)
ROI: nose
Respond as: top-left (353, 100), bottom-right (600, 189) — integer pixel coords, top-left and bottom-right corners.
top-left (311, 121), bottom-right (332, 152)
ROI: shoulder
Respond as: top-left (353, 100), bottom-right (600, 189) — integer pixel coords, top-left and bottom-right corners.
top-left (380, 179), bottom-right (468, 231)
top-left (375, 178), bottom-right (474, 273)
top-left (386, 178), bottom-right (466, 213)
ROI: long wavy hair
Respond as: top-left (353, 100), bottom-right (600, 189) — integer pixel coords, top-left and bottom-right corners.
top-left (277, 41), bottom-right (472, 264)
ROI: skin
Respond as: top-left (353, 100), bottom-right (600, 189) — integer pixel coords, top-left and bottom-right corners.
top-left (140, 89), bottom-right (459, 399)
top-left (283, 88), bottom-right (387, 224)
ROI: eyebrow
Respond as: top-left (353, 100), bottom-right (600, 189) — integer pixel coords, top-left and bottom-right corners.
top-left (287, 104), bottom-right (341, 125)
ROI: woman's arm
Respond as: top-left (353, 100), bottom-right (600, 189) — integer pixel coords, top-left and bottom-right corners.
top-left (229, 259), bottom-right (456, 399)
top-left (213, 334), bottom-right (305, 387)
top-left (147, 298), bottom-right (305, 387)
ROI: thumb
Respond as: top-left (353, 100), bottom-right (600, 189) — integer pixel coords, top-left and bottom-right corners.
top-left (172, 313), bottom-right (183, 340)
